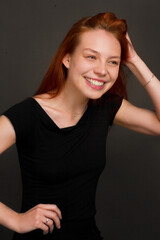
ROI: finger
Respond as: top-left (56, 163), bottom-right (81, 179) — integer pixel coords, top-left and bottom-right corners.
top-left (33, 205), bottom-right (61, 230)
top-left (42, 217), bottom-right (54, 233)
top-left (125, 32), bottom-right (131, 42)
top-left (47, 219), bottom-right (54, 233)
top-left (33, 214), bottom-right (50, 234)
top-left (38, 208), bottom-right (61, 229)
top-left (38, 221), bottom-right (49, 235)
top-left (43, 210), bottom-right (61, 229)
top-left (38, 204), bottom-right (62, 220)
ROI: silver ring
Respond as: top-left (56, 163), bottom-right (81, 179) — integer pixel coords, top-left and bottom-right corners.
top-left (46, 218), bottom-right (49, 224)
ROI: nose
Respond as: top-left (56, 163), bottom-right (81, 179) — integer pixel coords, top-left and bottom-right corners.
top-left (94, 61), bottom-right (107, 76)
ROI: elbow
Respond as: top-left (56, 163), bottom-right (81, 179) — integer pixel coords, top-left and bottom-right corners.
top-left (0, 146), bottom-right (6, 155)
top-left (0, 148), bottom-right (3, 155)
top-left (150, 117), bottom-right (160, 136)
top-left (150, 127), bottom-right (160, 136)
top-left (153, 131), bottom-right (160, 136)
top-left (155, 119), bottom-right (160, 136)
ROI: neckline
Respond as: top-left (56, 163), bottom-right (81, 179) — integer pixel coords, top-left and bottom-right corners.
top-left (29, 97), bottom-right (89, 131)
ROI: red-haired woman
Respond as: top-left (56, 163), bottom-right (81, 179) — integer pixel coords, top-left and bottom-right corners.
top-left (0, 12), bottom-right (160, 240)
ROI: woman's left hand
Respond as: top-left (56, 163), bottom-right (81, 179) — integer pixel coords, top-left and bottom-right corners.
top-left (124, 33), bottom-right (139, 66)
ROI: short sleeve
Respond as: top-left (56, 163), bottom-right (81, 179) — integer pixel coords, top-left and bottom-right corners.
top-left (2, 98), bottom-right (32, 142)
top-left (106, 94), bottom-right (123, 126)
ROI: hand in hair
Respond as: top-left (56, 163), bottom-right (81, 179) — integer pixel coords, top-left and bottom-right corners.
top-left (124, 33), bottom-right (139, 65)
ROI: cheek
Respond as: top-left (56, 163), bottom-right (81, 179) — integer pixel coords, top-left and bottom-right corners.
top-left (68, 62), bottom-right (89, 82)
top-left (73, 59), bottom-right (93, 75)
top-left (111, 67), bottom-right (120, 80)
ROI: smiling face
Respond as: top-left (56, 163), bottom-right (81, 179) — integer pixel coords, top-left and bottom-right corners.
top-left (62, 29), bottom-right (121, 100)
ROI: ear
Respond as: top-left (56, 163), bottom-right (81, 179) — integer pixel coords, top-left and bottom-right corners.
top-left (62, 54), bottom-right (71, 69)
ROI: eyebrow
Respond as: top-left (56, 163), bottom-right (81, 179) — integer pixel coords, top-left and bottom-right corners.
top-left (83, 48), bottom-right (121, 59)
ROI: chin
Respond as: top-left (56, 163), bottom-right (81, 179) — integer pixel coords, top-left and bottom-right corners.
top-left (88, 88), bottom-right (111, 99)
top-left (85, 92), bottom-right (105, 100)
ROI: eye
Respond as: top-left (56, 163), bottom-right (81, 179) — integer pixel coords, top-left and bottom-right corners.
top-left (86, 55), bottom-right (96, 60)
top-left (108, 61), bottom-right (119, 66)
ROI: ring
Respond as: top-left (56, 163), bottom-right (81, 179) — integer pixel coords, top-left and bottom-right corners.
top-left (46, 218), bottom-right (49, 224)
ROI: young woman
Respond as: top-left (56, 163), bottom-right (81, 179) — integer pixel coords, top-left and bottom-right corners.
top-left (0, 12), bottom-right (160, 240)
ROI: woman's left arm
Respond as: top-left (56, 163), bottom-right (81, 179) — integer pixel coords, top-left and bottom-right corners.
top-left (114, 34), bottom-right (160, 136)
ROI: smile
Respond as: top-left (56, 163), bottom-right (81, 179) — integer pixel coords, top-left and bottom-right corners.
top-left (84, 77), bottom-right (105, 86)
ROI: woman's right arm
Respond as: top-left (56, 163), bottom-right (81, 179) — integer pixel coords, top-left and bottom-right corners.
top-left (0, 115), bottom-right (16, 154)
top-left (0, 115), bottom-right (19, 231)
top-left (0, 202), bottom-right (62, 234)
top-left (0, 115), bottom-right (62, 234)
top-left (0, 202), bottom-right (20, 232)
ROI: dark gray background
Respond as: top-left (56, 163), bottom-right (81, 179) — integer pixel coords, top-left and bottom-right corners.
top-left (0, 0), bottom-right (160, 239)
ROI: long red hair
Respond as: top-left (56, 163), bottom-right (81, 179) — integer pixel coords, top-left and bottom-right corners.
top-left (35, 12), bottom-right (128, 100)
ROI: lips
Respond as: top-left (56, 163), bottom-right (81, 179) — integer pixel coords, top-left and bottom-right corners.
top-left (84, 76), bottom-right (107, 90)
top-left (84, 76), bottom-right (106, 86)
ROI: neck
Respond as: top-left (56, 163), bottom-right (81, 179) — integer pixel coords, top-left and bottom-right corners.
top-left (52, 83), bottom-right (89, 115)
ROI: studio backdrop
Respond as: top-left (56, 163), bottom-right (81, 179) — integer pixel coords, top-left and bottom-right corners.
top-left (0, 0), bottom-right (160, 239)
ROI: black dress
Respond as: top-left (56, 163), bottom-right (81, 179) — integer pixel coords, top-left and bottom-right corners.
top-left (3, 95), bottom-right (122, 240)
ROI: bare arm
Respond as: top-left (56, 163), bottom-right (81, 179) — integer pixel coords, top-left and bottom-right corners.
top-left (0, 115), bottom-right (62, 234)
top-left (114, 34), bottom-right (160, 136)
top-left (114, 99), bottom-right (160, 135)
top-left (0, 202), bottom-right (20, 232)
top-left (0, 202), bottom-right (62, 234)
top-left (0, 115), bottom-right (16, 154)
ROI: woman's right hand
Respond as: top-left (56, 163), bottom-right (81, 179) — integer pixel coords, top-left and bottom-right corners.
top-left (16, 204), bottom-right (62, 235)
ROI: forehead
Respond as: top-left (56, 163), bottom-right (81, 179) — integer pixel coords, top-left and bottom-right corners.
top-left (76, 29), bottom-right (121, 56)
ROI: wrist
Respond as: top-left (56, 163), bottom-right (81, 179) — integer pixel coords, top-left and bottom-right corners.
top-left (125, 55), bottom-right (154, 87)
top-left (12, 212), bottom-right (21, 233)
top-left (0, 202), bottom-right (21, 233)
top-left (5, 210), bottom-right (21, 233)
top-left (125, 54), bottom-right (142, 69)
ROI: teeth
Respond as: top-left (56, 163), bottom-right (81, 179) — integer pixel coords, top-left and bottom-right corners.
top-left (85, 77), bottom-right (104, 86)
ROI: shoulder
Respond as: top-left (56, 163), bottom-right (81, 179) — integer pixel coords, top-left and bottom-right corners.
top-left (90, 94), bottom-right (123, 126)
top-left (103, 93), bottom-right (123, 106)
top-left (2, 97), bottom-right (35, 121)
top-left (4, 97), bottom-right (34, 112)
top-left (2, 98), bottom-right (36, 141)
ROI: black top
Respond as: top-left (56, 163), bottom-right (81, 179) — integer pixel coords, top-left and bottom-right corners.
top-left (3, 95), bottom-right (122, 240)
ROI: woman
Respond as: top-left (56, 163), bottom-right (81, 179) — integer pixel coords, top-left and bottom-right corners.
top-left (0, 12), bottom-right (160, 240)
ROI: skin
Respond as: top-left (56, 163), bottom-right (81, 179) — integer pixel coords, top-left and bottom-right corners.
top-left (32, 30), bottom-right (122, 129)
top-left (0, 29), bottom-right (160, 235)
top-left (63, 30), bottom-right (121, 100)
